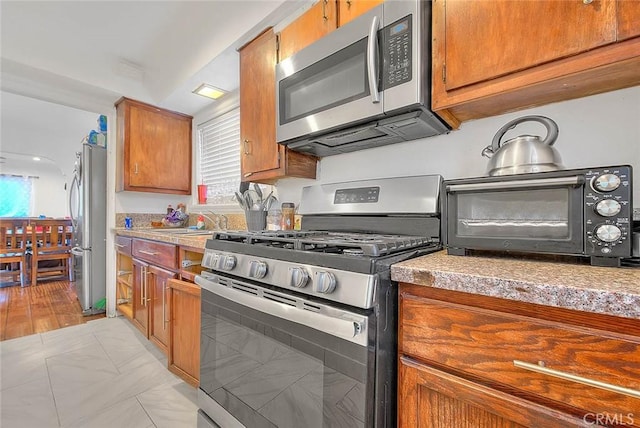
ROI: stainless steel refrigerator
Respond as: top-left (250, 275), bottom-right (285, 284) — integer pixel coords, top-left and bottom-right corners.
top-left (69, 143), bottom-right (107, 315)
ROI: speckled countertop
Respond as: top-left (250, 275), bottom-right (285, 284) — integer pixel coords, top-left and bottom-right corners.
top-left (114, 228), bottom-right (213, 249)
top-left (391, 251), bottom-right (640, 320)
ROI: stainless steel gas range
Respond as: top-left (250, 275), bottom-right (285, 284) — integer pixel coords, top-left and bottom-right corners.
top-left (195, 175), bottom-right (443, 428)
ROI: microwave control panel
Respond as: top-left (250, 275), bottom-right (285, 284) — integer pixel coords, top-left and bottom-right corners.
top-left (382, 15), bottom-right (412, 90)
top-left (583, 165), bottom-right (632, 258)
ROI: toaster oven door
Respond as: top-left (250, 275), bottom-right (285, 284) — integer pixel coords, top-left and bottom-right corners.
top-left (444, 177), bottom-right (584, 255)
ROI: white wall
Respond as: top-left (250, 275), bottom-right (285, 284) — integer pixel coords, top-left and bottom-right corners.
top-left (276, 86), bottom-right (640, 206)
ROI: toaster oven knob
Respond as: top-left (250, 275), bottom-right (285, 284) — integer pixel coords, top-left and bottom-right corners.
top-left (593, 174), bottom-right (621, 192)
top-left (595, 224), bottom-right (622, 243)
top-left (595, 199), bottom-right (622, 217)
top-left (289, 267), bottom-right (309, 288)
top-left (314, 271), bottom-right (337, 294)
top-left (218, 255), bottom-right (237, 271)
top-left (248, 260), bottom-right (268, 279)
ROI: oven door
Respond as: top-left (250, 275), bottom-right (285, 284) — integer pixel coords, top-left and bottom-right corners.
top-left (276, 5), bottom-right (384, 144)
top-left (196, 272), bottom-right (374, 428)
top-left (444, 176), bottom-right (585, 255)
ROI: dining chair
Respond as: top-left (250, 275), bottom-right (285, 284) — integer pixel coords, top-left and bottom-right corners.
top-left (0, 219), bottom-right (30, 287)
top-left (30, 219), bottom-right (74, 286)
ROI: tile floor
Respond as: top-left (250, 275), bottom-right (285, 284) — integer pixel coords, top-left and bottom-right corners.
top-left (0, 316), bottom-right (198, 428)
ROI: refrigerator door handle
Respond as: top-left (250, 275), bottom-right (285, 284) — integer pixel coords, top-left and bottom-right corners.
top-left (71, 247), bottom-right (84, 257)
top-left (69, 174), bottom-right (79, 230)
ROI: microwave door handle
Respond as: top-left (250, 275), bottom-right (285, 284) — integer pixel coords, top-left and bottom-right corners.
top-left (446, 176), bottom-right (584, 192)
top-left (367, 15), bottom-right (380, 103)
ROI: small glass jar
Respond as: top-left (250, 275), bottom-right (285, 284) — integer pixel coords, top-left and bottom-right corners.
top-left (266, 209), bottom-right (282, 231)
top-left (281, 203), bottom-right (295, 230)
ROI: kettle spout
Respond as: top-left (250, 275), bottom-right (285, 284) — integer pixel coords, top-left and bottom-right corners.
top-left (481, 146), bottom-right (494, 158)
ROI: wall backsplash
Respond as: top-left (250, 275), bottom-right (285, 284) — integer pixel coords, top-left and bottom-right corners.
top-left (115, 212), bottom-right (247, 230)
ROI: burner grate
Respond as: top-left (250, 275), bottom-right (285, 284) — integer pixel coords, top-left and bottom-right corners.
top-left (212, 230), bottom-right (433, 257)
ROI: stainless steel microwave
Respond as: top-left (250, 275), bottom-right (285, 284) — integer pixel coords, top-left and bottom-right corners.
top-left (275, 0), bottom-right (449, 157)
top-left (442, 166), bottom-right (634, 267)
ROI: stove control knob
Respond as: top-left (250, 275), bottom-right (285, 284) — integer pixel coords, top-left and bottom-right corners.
top-left (595, 224), bottom-right (622, 243)
top-left (249, 260), bottom-right (268, 279)
top-left (314, 271), bottom-right (337, 294)
top-left (593, 174), bottom-right (621, 192)
top-left (595, 199), bottom-right (621, 217)
top-left (202, 252), bottom-right (218, 269)
top-left (218, 255), bottom-right (236, 271)
top-left (289, 267), bottom-right (309, 288)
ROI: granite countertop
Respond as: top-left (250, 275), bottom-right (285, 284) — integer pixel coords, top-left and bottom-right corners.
top-left (391, 250), bottom-right (640, 320)
top-left (115, 227), bottom-right (212, 249)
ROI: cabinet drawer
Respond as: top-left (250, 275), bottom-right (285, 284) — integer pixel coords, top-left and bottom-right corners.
top-left (115, 236), bottom-right (132, 255)
top-left (400, 295), bottom-right (640, 420)
top-left (132, 239), bottom-right (177, 270)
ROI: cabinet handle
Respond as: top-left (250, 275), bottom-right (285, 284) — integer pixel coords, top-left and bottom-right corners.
top-left (139, 250), bottom-right (159, 256)
top-left (322, 0), bottom-right (328, 21)
top-left (513, 360), bottom-right (640, 399)
top-left (583, 0), bottom-right (593, 4)
top-left (346, 0), bottom-right (352, 8)
top-left (140, 266), bottom-right (146, 306)
top-left (134, 163), bottom-right (139, 174)
top-left (115, 243), bottom-right (126, 248)
top-left (243, 139), bottom-right (251, 155)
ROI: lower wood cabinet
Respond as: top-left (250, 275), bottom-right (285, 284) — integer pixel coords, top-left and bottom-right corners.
top-left (117, 236), bottom-right (202, 386)
top-left (398, 283), bottom-right (640, 427)
top-left (148, 265), bottom-right (177, 353)
top-left (132, 258), bottom-right (150, 336)
top-left (168, 278), bottom-right (201, 387)
top-left (132, 259), bottom-right (177, 354)
top-left (398, 357), bottom-right (579, 428)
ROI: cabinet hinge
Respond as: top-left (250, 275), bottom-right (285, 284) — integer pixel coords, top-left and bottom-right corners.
top-left (275, 33), bottom-right (280, 60)
top-left (442, 64), bottom-right (446, 84)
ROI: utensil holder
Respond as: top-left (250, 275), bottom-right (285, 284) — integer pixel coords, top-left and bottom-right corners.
top-left (245, 210), bottom-right (267, 231)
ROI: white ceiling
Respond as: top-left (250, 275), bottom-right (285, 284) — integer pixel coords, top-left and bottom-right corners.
top-left (0, 0), bottom-right (307, 170)
top-left (0, 0), bottom-right (303, 115)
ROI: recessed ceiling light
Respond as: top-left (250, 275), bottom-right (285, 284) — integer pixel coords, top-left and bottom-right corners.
top-left (193, 83), bottom-right (227, 100)
top-left (33, 157), bottom-right (41, 161)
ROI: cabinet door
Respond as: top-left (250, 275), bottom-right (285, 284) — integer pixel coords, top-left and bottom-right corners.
top-left (117, 98), bottom-right (192, 195)
top-left (148, 265), bottom-right (177, 354)
top-left (618, 0), bottom-right (640, 40)
top-left (398, 357), bottom-right (584, 428)
top-left (337, 0), bottom-right (382, 26)
top-left (132, 259), bottom-right (149, 337)
top-left (278, 0), bottom-right (338, 61)
top-left (240, 29), bottom-right (281, 178)
top-left (441, 0), bottom-right (617, 91)
top-left (168, 278), bottom-right (201, 387)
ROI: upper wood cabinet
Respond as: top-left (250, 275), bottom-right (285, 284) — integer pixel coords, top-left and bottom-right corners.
top-left (239, 29), bottom-right (317, 183)
top-left (618, 0), bottom-right (640, 40)
top-left (432, 0), bottom-right (640, 128)
top-left (116, 97), bottom-right (192, 194)
top-left (337, 0), bottom-right (383, 26)
top-left (278, 0), bottom-right (338, 61)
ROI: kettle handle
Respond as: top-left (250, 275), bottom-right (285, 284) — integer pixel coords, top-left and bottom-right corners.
top-left (490, 115), bottom-right (559, 152)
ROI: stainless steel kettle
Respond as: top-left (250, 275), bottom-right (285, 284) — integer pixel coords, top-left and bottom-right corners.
top-left (481, 115), bottom-right (563, 176)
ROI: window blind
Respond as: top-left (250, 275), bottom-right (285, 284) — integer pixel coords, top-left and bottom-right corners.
top-left (197, 108), bottom-right (241, 204)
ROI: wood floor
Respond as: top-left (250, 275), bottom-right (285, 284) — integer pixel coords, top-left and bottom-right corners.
top-left (0, 280), bottom-right (105, 341)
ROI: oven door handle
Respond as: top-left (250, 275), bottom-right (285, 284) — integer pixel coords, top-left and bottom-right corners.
top-left (446, 176), bottom-right (583, 192)
top-left (196, 275), bottom-right (367, 346)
